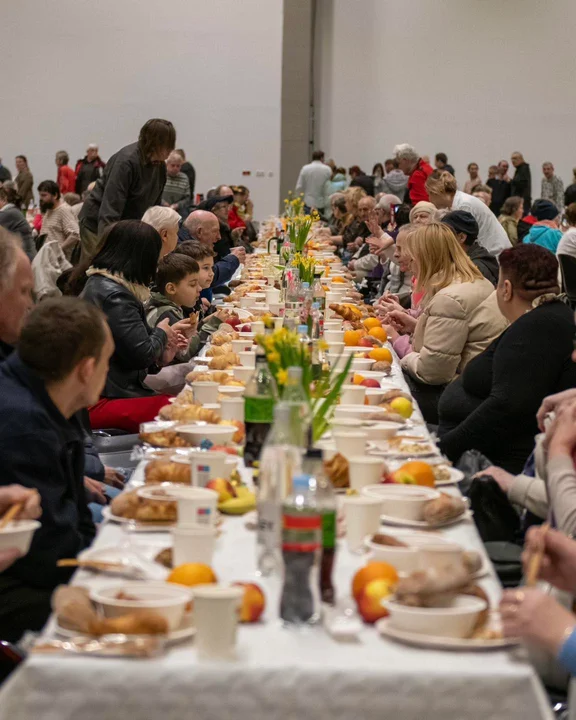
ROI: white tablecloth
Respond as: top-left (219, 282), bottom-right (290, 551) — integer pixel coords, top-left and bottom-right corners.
top-left (0, 349), bottom-right (554, 720)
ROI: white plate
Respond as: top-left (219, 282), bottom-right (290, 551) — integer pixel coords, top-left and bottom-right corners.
top-left (367, 440), bottom-right (440, 459)
top-left (380, 508), bottom-right (472, 530)
top-left (434, 466), bottom-right (465, 486)
top-left (376, 618), bottom-right (519, 651)
top-left (53, 617), bottom-right (195, 644)
top-left (78, 545), bottom-right (169, 580)
top-left (101, 506), bottom-right (175, 532)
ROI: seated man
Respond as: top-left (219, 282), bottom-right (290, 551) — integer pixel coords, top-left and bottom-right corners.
top-left (0, 296), bottom-right (114, 641)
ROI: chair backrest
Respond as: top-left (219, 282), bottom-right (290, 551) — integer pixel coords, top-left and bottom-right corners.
top-left (558, 254), bottom-right (576, 306)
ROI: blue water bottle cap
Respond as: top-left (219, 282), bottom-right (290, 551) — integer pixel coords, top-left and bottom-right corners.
top-left (301, 282), bottom-right (310, 289)
top-left (297, 325), bottom-right (308, 334)
top-left (293, 474), bottom-right (311, 490)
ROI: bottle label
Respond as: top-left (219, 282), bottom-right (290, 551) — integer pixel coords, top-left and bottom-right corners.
top-left (321, 510), bottom-right (336, 549)
top-left (245, 396), bottom-right (275, 423)
top-left (282, 511), bottom-right (321, 552)
top-left (257, 500), bottom-right (281, 549)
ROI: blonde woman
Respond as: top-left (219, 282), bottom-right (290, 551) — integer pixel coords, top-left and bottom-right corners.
top-left (409, 201), bottom-right (437, 226)
top-left (393, 223), bottom-right (506, 422)
top-left (425, 171), bottom-right (511, 255)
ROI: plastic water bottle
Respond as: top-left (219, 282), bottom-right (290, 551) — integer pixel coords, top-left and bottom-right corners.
top-left (304, 449), bottom-right (337, 605)
top-left (300, 281), bottom-right (313, 324)
top-left (257, 403), bottom-right (303, 576)
top-left (297, 324), bottom-right (311, 353)
top-left (280, 474), bottom-right (321, 626)
top-left (283, 366), bottom-right (311, 446)
top-left (312, 272), bottom-right (326, 314)
top-left (244, 348), bottom-right (277, 468)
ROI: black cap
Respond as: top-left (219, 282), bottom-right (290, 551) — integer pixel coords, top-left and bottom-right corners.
top-left (196, 194), bottom-right (234, 211)
top-left (442, 210), bottom-right (479, 242)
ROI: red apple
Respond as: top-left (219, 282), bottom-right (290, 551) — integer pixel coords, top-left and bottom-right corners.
top-left (358, 338), bottom-right (374, 348)
top-left (233, 582), bottom-right (266, 622)
top-left (206, 477), bottom-right (237, 503)
top-left (361, 378), bottom-right (381, 388)
top-left (228, 317), bottom-right (241, 329)
top-left (239, 324), bottom-right (252, 333)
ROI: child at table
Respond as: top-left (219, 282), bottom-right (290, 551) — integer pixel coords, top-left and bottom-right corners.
top-left (145, 253), bottom-right (202, 363)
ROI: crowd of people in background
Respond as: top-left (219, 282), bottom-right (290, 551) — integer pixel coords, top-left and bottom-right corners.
top-left (4, 124), bottom-right (576, 685)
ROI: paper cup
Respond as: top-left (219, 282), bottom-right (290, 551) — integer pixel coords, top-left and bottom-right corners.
top-left (272, 317), bottom-right (284, 330)
top-left (232, 339), bottom-right (253, 354)
top-left (220, 397), bottom-right (245, 422)
top-left (238, 351), bottom-right (256, 369)
top-left (170, 486), bottom-right (219, 527)
top-left (194, 585), bottom-right (244, 660)
top-left (190, 451), bottom-right (227, 487)
top-left (324, 320), bottom-right (343, 330)
top-left (232, 365), bottom-right (254, 383)
top-left (251, 321), bottom-right (265, 335)
top-left (191, 381), bottom-right (219, 404)
top-left (332, 431), bottom-right (367, 458)
top-left (265, 287), bottom-right (280, 304)
top-left (324, 330), bottom-right (345, 344)
top-left (239, 296), bottom-right (252, 308)
top-left (171, 525), bottom-right (217, 565)
top-left (342, 495), bottom-right (383, 553)
top-left (348, 455), bottom-right (385, 492)
top-left (268, 302), bottom-right (285, 316)
top-left (340, 385), bottom-right (366, 405)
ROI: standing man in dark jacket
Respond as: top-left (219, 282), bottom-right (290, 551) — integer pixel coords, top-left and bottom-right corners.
top-left (442, 210), bottom-right (499, 286)
top-left (75, 144), bottom-right (106, 195)
top-left (510, 152), bottom-right (532, 215)
top-left (0, 297), bottom-right (113, 641)
top-left (79, 119), bottom-right (176, 262)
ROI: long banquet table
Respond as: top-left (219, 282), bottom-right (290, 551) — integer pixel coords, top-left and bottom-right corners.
top-left (0, 346), bottom-right (554, 720)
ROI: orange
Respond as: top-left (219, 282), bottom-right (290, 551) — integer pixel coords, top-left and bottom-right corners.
top-left (167, 563), bottom-right (217, 587)
top-left (368, 347), bottom-right (393, 363)
top-left (331, 276), bottom-right (345, 283)
top-left (352, 373), bottom-right (365, 385)
top-left (352, 561), bottom-right (398, 602)
top-left (363, 317), bottom-right (382, 330)
top-left (368, 327), bottom-right (388, 342)
top-left (344, 330), bottom-right (362, 347)
top-left (391, 461), bottom-right (435, 488)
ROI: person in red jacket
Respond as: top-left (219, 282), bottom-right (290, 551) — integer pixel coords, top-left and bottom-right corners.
top-left (55, 151), bottom-right (76, 195)
top-left (394, 144), bottom-right (433, 206)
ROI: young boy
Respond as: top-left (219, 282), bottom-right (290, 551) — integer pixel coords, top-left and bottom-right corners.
top-left (173, 242), bottom-right (235, 341)
top-left (145, 253), bottom-right (202, 362)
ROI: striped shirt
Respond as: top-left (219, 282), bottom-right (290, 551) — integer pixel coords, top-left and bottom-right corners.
top-left (162, 172), bottom-right (191, 207)
top-left (41, 203), bottom-right (79, 259)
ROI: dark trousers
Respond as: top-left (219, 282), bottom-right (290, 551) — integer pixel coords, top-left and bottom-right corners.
top-left (0, 577), bottom-right (52, 643)
top-left (403, 373), bottom-right (447, 425)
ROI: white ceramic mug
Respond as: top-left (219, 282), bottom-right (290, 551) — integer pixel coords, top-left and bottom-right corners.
top-left (191, 381), bottom-right (219, 404)
top-left (340, 385), bottom-right (366, 405)
top-left (193, 585), bottom-right (244, 660)
top-left (342, 495), bottom-right (383, 553)
top-left (219, 397), bottom-right (245, 422)
top-left (170, 486), bottom-right (219, 527)
top-left (347, 455), bottom-right (385, 492)
top-left (171, 525), bottom-right (217, 565)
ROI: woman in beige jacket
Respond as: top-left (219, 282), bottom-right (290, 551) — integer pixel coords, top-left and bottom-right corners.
top-left (395, 223), bottom-right (507, 421)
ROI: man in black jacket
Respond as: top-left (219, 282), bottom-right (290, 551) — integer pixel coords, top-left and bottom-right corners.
top-left (510, 151), bottom-right (532, 215)
top-left (79, 118), bottom-right (176, 262)
top-left (442, 210), bottom-right (499, 286)
top-left (0, 297), bottom-right (114, 641)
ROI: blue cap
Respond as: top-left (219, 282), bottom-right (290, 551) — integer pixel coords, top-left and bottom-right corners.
top-left (297, 325), bottom-right (308, 333)
top-left (301, 282), bottom-right (310, 289)
top-left (312, 302), bottom-right (320, 309)
top-left (293, 474), bottom-right (311, 490)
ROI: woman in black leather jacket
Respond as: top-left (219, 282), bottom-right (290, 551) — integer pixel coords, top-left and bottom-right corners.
top-left (81, 220), bottom-right (190, 431)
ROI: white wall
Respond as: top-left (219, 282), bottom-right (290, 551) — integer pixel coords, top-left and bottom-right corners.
top-left (1, 0), bottom-right (283, 218)
top-left (315, 0), bottom-right (576, 198)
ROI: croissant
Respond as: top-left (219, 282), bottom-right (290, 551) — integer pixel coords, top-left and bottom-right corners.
top-left (110, 490), bottom-right (141, 518)
top-left (329, 303), bottom-right (362, 321)
top-left (89, 610), bottom-right (169, 637)
top-left (211, 332), bottom-right (234, 346)
top-left (209, 353), bottom-right (239, 370)
top-left (135, 499), bottom-right (177, 522)
top-left (159, 404), bottom-right (221, 423)
top-left (139, 429), bottom-right (189, 447)
top-left (145, 460), bottom-right (191, 485)
top-left (174, 387), bottom-right (195, 405)
top-left (206, 343), bottom-right (233, 357)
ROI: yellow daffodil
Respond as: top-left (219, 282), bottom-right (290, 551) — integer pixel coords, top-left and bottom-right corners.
top-left (277, 369), bottom-right (288, 386)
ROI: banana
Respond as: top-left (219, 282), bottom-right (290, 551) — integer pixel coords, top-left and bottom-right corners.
top-left (218, 487), bottom-right (256, 515)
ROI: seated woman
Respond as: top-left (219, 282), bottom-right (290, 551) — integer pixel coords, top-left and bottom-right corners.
top-left (82, 220), bottom-right (191, 432)
top-left (327, 193), bottom-right (352, 236)
top-left (397, 223), bottom-right (506, 423)
top-left (438, 244), bottom-right (576, 473)
top-left (409, 201), bottom-right (437, 226)
top-left (498, 195), bottom-right (524, 246)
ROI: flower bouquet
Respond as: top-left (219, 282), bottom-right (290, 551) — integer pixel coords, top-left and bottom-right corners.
top-left (291, 253), bottom-right (317, 285)
top-left (255, 328), bottom-right (353, 442)
top-left (286, 211), bottom-right (319, 253)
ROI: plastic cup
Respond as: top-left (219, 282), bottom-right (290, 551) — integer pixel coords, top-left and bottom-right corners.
top-left (231, 365), bottom-right (254, 383)
top-left (265, 287), bottom-right (280, 304)
top-left (347, 456), bottom-right (385, 492)
top-left (340, 385), bottom-right (366, 405)
top-left (219, 397), bottom-right (245, 422)
top-left (193, 585), bottom-right (244, 660)
top-left (232, 339), bottom-right (253, 354)
top-left (324, 320), bottom-right (343, 330)
top-left (170, 486), bottom-right (219, 527)
top-left (325, 330), bottom-right (345, 344)
top-left (251, 321), bottom-right (265, 335)
top-left (238, 351), bottom-right (256, 369)
top-left (239, 296), bottom-right (252, 308)
top-left (333, 430), bottom-right (367, 458)
top-left (190, 451), bottom-right (227, 487)
top-left (191, 381), bottom-right (219, 404)
top-left (342, 495), bottom-right (383, 553)
top-left (171, 525), bottom-right (217, 565)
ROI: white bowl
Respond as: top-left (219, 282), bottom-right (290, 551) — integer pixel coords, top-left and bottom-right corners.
top-left (385, 595), bottom-right (487, 639)
top-left (238, 332), bottom-right (256, 340)
top-left (176, 424), bottom-right (236, 445)
top-left (357, 370), bottom-right (390, 381)
top-left (363, 421), bottom-right (403, 440)
top-left (90, 581), bottom-right (193, 632)
top-left (0, 520), bottom-right (40, 555)
top-left (351, 358), bottom-right (375, 372)
top-left (365, 388), bottom-right (385, 405)
top-left (140, 420), bottom-right (177, 434)
top-left (361, 484), bottom-right (440, 521)
top-left (334, 404), bottom-right (383, 419)
top-left (231, 365), bottom-right (254, 383)
top-left (366, 532), bottom-right (461, 573)
top-left (218, 385), bottom-right (245, 397)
